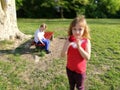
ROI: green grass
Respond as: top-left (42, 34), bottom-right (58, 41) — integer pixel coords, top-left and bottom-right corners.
top-left (0, 18), bottom-right (120, 90)
top-left (87, 19), bottom-right (120, 90)
top-left (17, 18), bottom-right (70, 37)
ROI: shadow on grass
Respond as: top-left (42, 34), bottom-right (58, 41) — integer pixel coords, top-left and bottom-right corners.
top-left (0, 38), bottom-right (38, 56)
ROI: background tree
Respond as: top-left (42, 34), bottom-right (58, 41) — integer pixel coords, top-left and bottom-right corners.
top-left (16, 0), bottom-right (23, 10)
top-left (69, 0), bottom-right (89, 16)
top-left (41, 0), bottom-right (69, 18)
top-left (86, 0), bottom-right (120, 18)
top-left (42, 0), bottom-right (89, 18)
top-left (15, 0), bottom-right (120, 18)
top-left (99, 0), bottom-right (120, 18)
top-left (0, 0), bottom-right (25, 40)
top-left (16, 0), bottom-right (57, 18)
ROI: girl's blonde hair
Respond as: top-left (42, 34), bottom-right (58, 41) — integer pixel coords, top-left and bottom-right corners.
top-left (68, 15), bottom-right (91, 39)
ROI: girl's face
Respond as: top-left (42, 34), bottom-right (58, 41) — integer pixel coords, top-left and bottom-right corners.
top-left (72, 23), bottom-right (84, 39)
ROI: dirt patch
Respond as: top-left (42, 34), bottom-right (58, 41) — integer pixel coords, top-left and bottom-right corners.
top-left (0, 37), bottom-right (66, 71)
top-left (0, 37), bottom-right (66, 63)
top-left (20, 38), bottom-right (66, 62)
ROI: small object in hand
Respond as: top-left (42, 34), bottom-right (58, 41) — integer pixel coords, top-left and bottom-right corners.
top-left (69, 35), bottom-right (76, 42)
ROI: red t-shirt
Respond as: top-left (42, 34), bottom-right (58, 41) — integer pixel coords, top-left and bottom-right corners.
top-left (67, 38), bottom-right (88, 74)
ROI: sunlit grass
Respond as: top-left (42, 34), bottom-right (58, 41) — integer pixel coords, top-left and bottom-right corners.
top-left (0, 18), bottom-right (120, 90)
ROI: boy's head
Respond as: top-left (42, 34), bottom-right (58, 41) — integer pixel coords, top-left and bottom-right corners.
top-left (39, 23), bottom-right (47, 31)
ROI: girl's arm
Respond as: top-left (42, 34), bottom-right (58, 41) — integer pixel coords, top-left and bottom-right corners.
top-left (77, 39), bottom-right (91, 60)
top-left (61, 39), bottom-right (70, 57)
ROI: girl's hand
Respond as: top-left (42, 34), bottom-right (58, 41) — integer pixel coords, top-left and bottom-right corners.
top-left (76, 39), bottom-right (81, 48)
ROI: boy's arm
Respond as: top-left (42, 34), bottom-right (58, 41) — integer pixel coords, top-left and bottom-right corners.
top-left (37, 33), bottom-right (45, 45)
top-left (38, 38), bottom-right (45, 45)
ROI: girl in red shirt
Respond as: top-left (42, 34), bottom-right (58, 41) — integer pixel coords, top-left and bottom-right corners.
top-left (61, 16), bottom-right (91, 90)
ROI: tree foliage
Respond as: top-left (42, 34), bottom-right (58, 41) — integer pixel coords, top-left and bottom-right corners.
top-left (41, 0), bottom-right (89, 18)
top-left (15, 0), bottom-right (120, 18)
top-left (86, 0), bottom-right (120, 18)
top-left (101, 0), bottom-right (120, 14)
top-left (16, 0), bottom-right (23, 10)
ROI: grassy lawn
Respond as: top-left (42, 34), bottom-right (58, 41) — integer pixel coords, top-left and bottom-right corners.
top-left (0, 18), bottom-right (120, 90)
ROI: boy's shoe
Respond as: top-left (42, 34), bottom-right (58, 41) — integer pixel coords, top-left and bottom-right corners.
top-left (45, 50), bottom-right (51, 54)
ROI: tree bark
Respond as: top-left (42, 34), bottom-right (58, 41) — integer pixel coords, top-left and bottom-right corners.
top-left (0, 0), bottom-right (25, 41)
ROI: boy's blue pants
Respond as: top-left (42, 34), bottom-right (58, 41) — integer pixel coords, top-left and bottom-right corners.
top-left (37, 39), bottom-right (50, 51)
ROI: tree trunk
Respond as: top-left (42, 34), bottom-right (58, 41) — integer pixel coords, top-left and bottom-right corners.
top-left (60, 7), bottom-right (64, 18)
top-left (0, 0), bottom-right (25, 41)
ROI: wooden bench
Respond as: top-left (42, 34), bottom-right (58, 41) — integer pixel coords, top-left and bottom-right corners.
top-left (31, 32), bottom-right (54, 47)
top-left (44, 32), bottom-right (54, 40)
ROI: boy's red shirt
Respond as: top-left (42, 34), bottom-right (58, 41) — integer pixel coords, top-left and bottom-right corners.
top-left (67, 38), bottom-right (88, 74)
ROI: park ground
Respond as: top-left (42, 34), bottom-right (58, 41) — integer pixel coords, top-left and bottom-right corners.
top-left (0, 19), bottom-right (120, 90)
